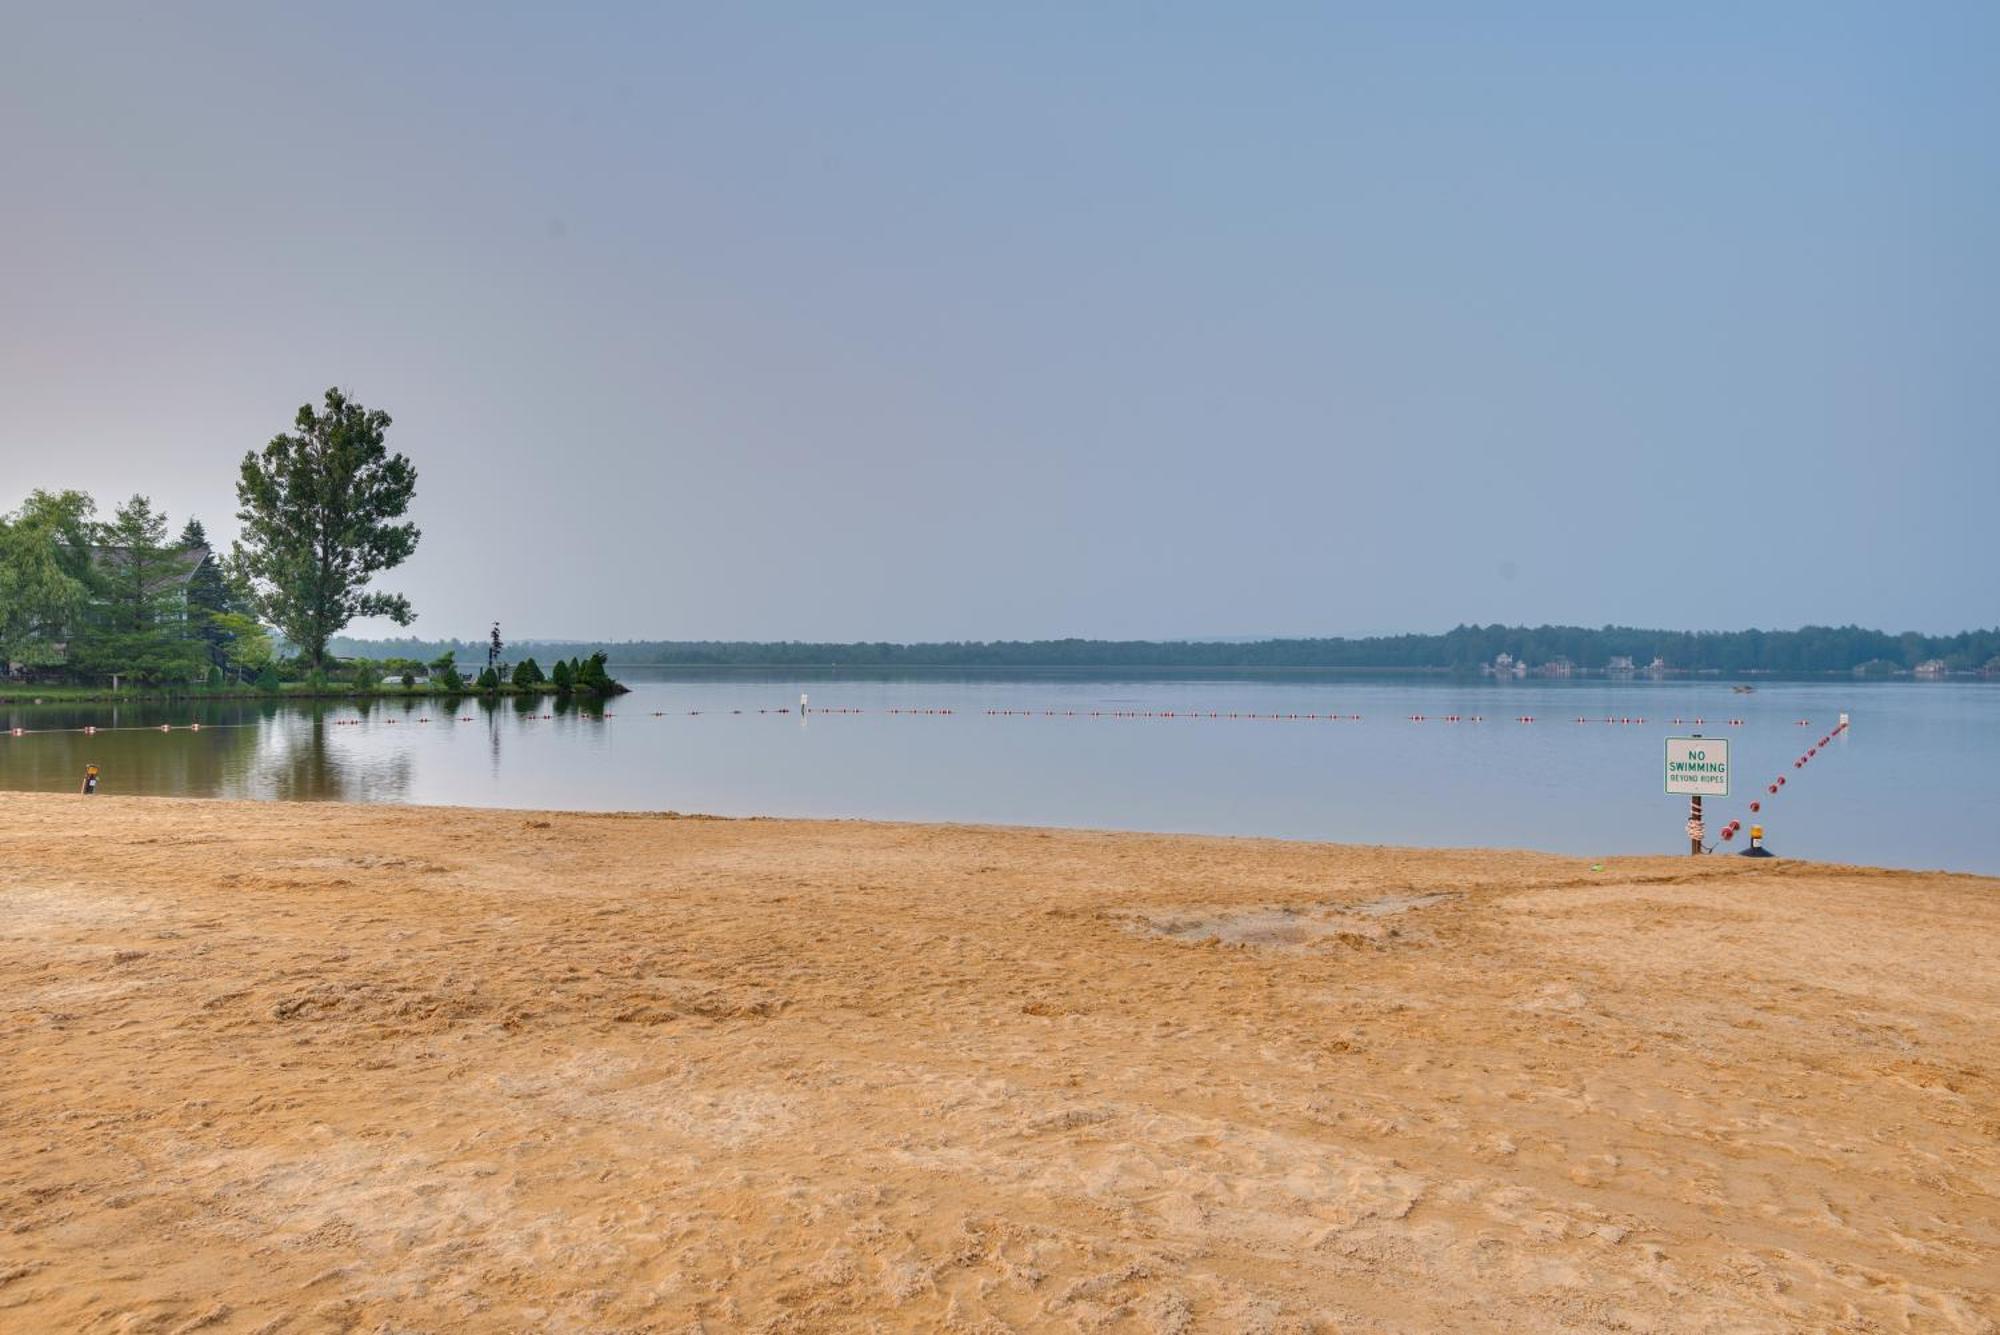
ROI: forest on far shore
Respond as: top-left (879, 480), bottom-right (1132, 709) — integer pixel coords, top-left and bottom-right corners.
top-left (332, 624), bottom-right (2000, 678)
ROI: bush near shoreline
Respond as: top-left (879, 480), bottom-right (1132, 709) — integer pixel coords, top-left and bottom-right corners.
top-left (0, 680), bottom-right (628, 705)
top-left (3, 650), bottom-right (626, 705)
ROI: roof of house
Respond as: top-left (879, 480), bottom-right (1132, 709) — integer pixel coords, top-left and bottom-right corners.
top-left (88, 543), bottom-right (211, 595)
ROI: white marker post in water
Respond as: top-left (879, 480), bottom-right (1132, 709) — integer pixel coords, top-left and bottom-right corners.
top-left (1665, 735), bottom-right (1730, 855)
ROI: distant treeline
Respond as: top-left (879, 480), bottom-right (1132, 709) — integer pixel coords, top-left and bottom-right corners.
top-left (331, 625), bottom-right (2000, 675)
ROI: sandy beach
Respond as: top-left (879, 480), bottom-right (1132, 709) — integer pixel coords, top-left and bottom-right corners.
top-left (2, 793), bottom-right (1995, 1332)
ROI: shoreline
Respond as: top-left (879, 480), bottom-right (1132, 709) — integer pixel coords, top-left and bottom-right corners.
top-left (12, 667), bottom-right (1995, 704)
top-left (10, 789), bottom-right (1998, 879)
top-left (0, 682), bottom-right (626, 705)
top-left (5, 790), bottom-right (1995, 880)
top-left (4, 793), bottom-right (1996, 1329)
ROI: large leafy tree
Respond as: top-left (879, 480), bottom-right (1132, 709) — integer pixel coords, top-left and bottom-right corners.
top-left (0, 490), bottom-right (96, 670)
top-left (71, 495), bottom-right (207, 684)
top-left (234, 388), bottom-right (420, 669)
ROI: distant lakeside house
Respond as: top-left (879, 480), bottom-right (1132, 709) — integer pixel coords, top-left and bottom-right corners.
top-left (91, 541), bottom-right (211, 594)
top-left (1483, 652), bottom-right (1686, 679)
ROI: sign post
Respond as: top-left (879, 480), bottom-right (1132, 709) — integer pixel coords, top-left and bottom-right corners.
top-left (1664, 735), bottom-right (1729, 855)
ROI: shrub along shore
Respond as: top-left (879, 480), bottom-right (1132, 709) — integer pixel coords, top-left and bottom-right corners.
top-left (0, 681), bottom-right (618, 705)
top-left (3, 651), bottom-right (627, 705)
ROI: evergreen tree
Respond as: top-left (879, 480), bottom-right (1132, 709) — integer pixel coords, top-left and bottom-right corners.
top-left (550, 658), bottom-right (573, 693)
top-left (577, 650), bottom-right (616, 694)
top-left (178, 517), bottom-right (240, 669)
top-left (511, 657), bottom-right (544, 688)
top-left (73, 495), bottom-right (205, 683)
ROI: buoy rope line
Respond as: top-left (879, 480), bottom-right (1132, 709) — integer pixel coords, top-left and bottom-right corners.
top-left (4, 706), bottom-right (1815, 740)
top-left (5, 720), bottom-right (261, 737)
top-left (1709, 718), bottom-right (1851, 848)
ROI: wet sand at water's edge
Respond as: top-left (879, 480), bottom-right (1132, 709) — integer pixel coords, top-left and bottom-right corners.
top-left (2, 792), bottom-right (1996, 1331)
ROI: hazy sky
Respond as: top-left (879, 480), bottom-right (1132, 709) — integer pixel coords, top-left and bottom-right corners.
top-left (3, 3), bottom-right (1994, 641)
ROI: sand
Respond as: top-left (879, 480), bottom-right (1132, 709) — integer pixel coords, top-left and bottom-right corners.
top-left (2, 793), bottom-right (1996, 1333)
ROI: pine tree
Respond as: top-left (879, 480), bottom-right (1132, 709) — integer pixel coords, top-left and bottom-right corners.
top-left (72, 496), bottom-right (205, 684)
top-left (577, 651), bottom-right (614, 694)
top-left (178, 517), bottom-right (238, 669)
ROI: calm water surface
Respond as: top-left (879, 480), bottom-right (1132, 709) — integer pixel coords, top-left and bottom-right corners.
top-left (3, 670), bottom-right (1994, 874)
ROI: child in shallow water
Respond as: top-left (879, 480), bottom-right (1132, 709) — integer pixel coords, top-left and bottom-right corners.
top-left (80, 763), bottom-right (99, 795)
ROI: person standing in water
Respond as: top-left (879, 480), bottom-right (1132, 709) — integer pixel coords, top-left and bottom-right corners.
top-left (80, 763), bottom-right (99, 795)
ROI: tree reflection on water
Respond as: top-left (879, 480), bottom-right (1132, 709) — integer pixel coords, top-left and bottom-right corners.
top-left (0, 710), bottom-right (261, 798)
top-left (249, 708), bottom-right (413, 803)
top-left (0, 699), bottom-right (410, 803)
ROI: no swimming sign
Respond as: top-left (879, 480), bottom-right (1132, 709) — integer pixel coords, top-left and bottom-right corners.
top-left (1665, 736), bottom-right (1730, 797)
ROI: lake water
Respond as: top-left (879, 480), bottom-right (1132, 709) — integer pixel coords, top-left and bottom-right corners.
top-left (3, 670), bottom-right (1995, 874)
